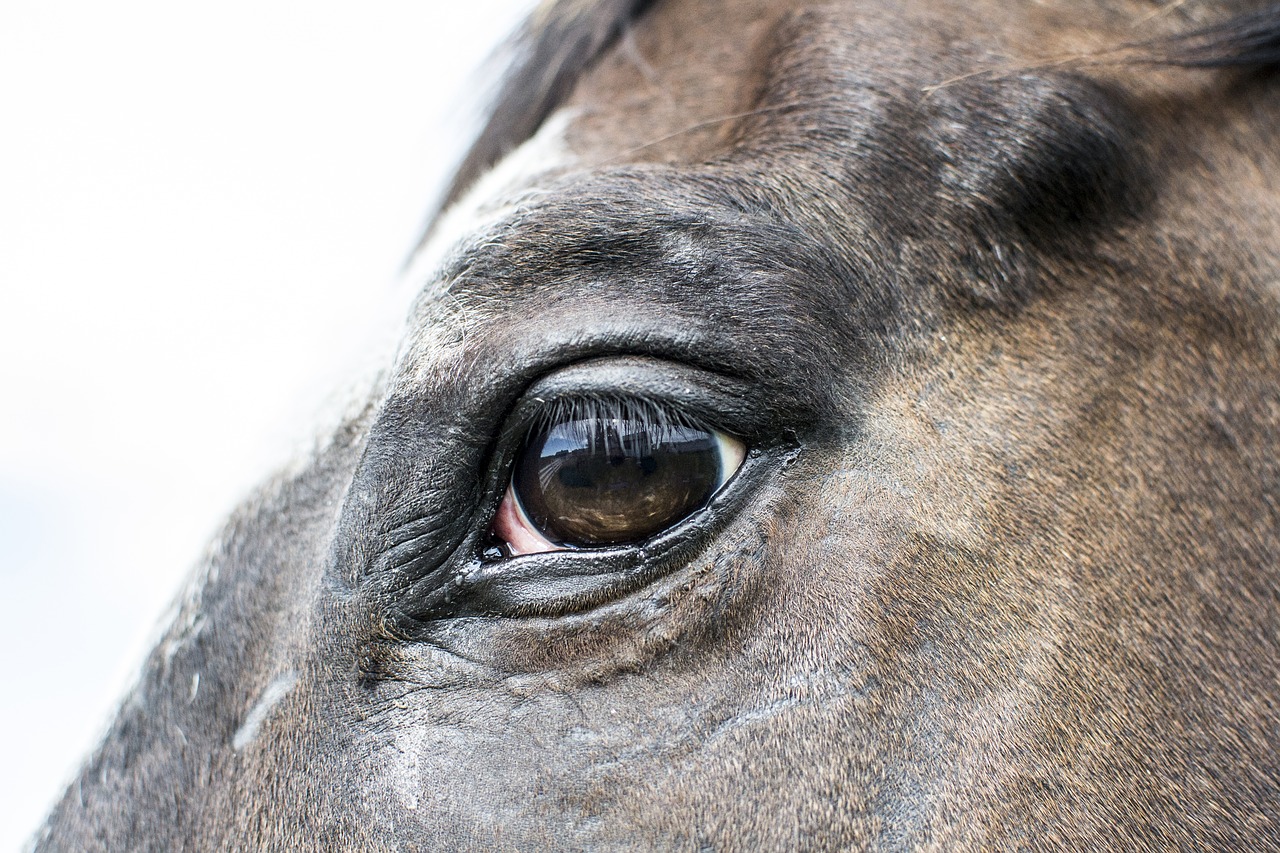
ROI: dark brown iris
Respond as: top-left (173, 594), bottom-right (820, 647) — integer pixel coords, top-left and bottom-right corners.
top-left (512, 416), bottom-right (724, 546)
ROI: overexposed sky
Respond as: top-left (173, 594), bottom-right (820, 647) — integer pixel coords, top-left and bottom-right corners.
top-left (0, 1), bottom-right (533, 846)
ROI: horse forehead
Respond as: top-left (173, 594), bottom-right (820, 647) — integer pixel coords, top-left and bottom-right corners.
top-left (399, 0), bottom-right (1146, 356)
top-left (412, 0), bottom-right (1257, 309)
top-left (556, 0), bottom-right (1114, 168)
top-left (440, 0), bottom-right (1143, 238)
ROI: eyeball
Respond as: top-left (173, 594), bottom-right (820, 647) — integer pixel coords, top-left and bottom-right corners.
top-left (489, 399), bottom-right (745, 556)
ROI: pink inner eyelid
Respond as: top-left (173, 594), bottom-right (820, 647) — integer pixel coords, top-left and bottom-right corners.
top-left (491, 484), bottom-right (561, 556)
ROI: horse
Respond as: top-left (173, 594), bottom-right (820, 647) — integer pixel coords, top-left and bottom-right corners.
top-left (33, 0), bottom-right (1280, 848)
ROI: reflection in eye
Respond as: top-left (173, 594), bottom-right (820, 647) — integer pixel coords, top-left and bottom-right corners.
top-left (488, 398), bottom-right (745, 556)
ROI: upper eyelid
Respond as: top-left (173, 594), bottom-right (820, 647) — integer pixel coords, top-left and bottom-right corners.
top-left (499, 356), bottom-right (766, 440)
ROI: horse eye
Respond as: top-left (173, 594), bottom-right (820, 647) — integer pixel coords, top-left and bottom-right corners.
top-left (489, 406), bottom-right (745, 555)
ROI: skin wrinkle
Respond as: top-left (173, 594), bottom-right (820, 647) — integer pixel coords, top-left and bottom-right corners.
top-left (34, 0), bottom-right (1280, 850)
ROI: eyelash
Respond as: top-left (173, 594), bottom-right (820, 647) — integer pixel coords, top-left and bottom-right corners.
top-left (519, 394), bottom-right (714, 442)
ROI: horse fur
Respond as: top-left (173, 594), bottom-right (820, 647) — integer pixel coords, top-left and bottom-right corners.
top-left (35, 0), bottom-right (1280, 849)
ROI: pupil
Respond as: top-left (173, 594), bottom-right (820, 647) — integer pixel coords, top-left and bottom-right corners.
top-left (513, 416), bottom-right (723, 546)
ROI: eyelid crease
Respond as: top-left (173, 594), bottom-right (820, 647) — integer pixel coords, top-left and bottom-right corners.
top-left (503, 355), bottom-right (766, 436)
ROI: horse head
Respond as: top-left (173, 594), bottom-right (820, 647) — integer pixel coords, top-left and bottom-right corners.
top-left (36, 0), bottom-right (1280, 848)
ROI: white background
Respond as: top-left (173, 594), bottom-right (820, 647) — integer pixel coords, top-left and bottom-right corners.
top-left (0, 1), bottom-right (532, 847)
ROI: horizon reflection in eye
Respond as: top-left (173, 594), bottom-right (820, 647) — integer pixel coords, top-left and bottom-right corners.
top-left (488, 401), bottom-right (745, 556)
